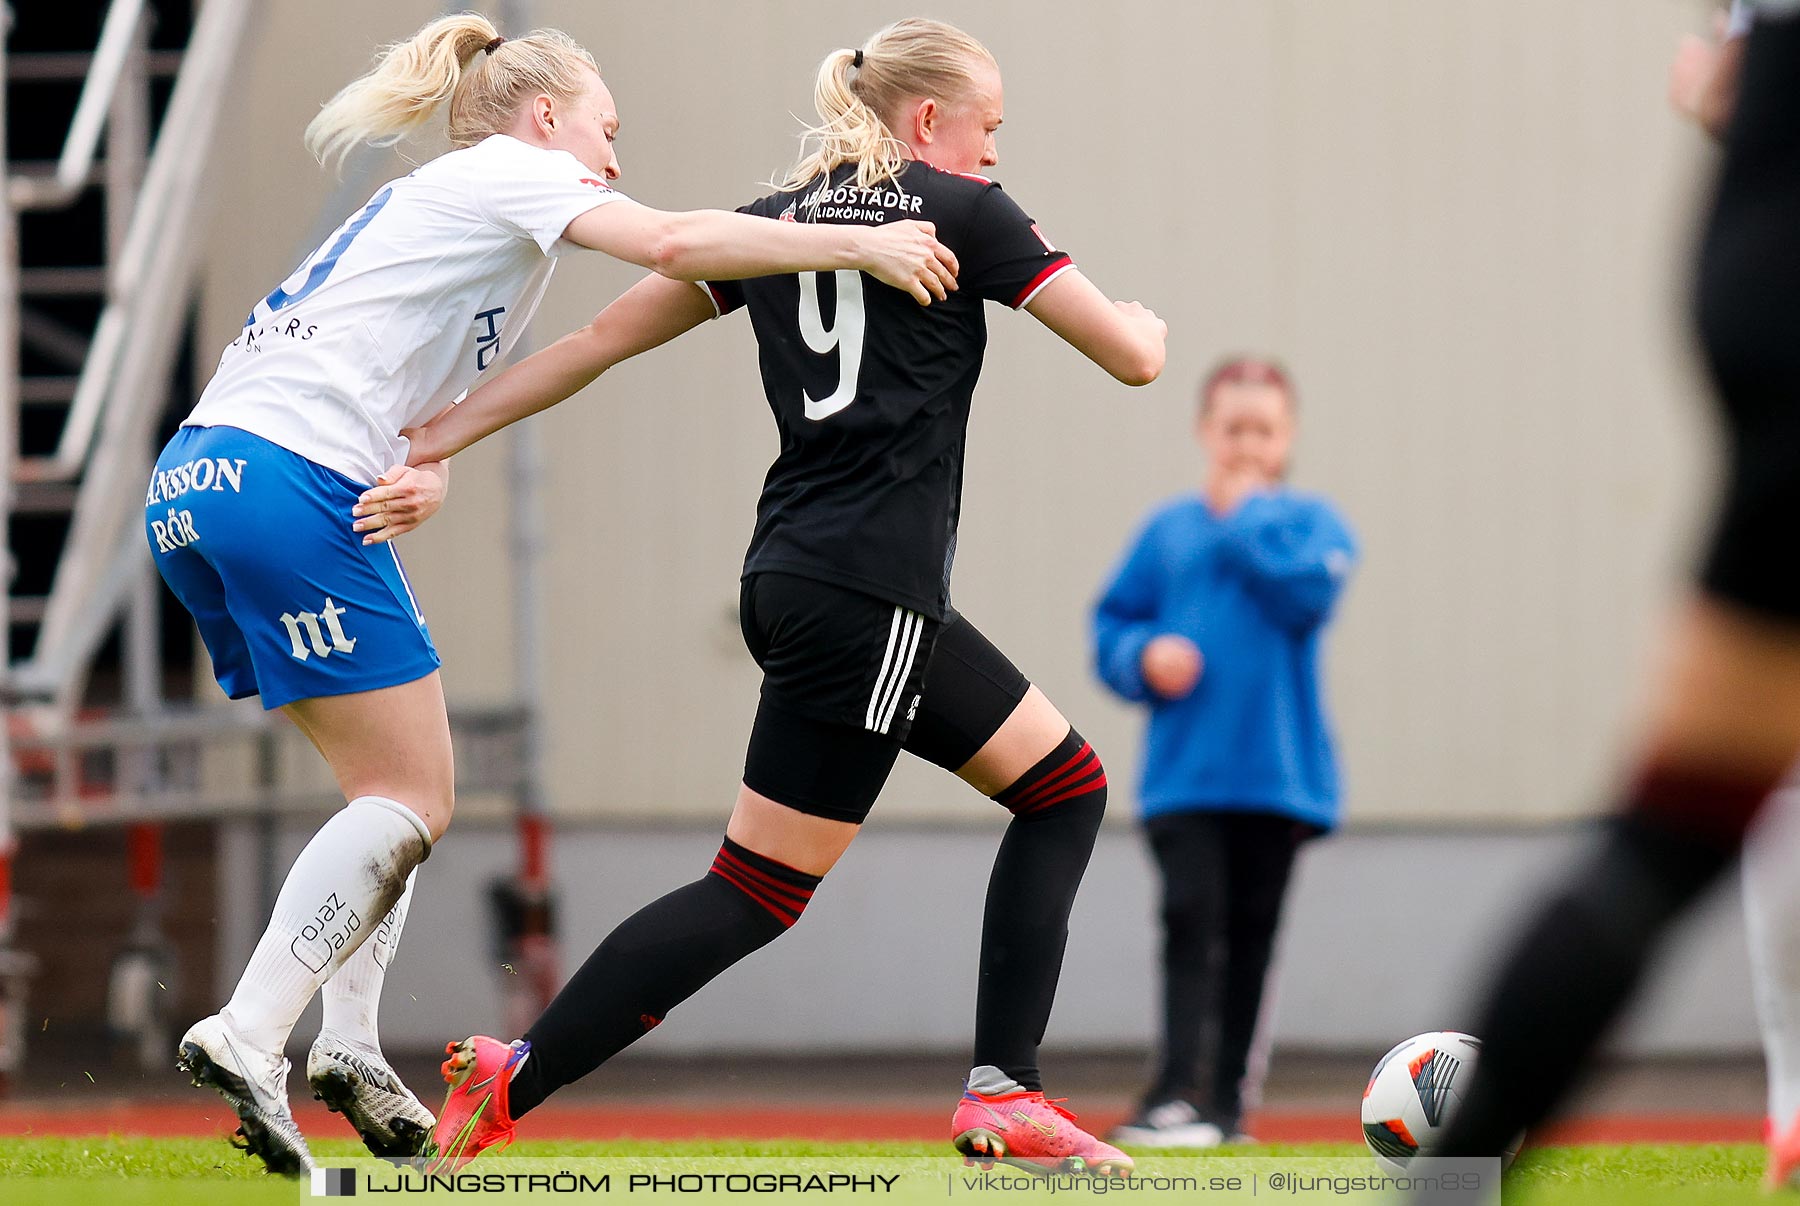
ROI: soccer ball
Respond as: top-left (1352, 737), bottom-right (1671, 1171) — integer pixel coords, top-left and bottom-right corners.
top-left (1360, 1031), bottom-right (1485, 1176)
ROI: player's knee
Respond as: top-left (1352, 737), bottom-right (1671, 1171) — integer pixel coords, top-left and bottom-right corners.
top-left (422, 799), bottom-right (453, 845)
top-left (1625, 756), bottom-right (1769, 858)
top-left (348, 794), bottom-right (435, 864)
top-left (436, 785), bottom-right (458, 840)
top-left (705, 835), bottom-right (825, 934)
top-left (992, 728), bottom-right (1108, 821)
top-left (398, 786), bottom-right (454, 845)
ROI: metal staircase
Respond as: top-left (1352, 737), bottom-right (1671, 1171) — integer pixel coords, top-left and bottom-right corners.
top-left (0, 0), bottom-right (256, 1082)
top-left (0, 0), bottom-right (233, 1083)
top-left (9, 0), bottom-right (248, 703)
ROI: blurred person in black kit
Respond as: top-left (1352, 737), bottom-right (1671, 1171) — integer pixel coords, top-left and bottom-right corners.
top-left (1419, 2), bottom-right (1800, 1193)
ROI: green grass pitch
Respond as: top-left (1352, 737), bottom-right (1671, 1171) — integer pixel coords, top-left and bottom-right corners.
top-left (0, 1139), bottom-right (1775, 1204)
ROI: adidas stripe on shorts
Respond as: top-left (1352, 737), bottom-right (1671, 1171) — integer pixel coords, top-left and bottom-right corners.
top-left (737, 571), bottom-right (1032, 822)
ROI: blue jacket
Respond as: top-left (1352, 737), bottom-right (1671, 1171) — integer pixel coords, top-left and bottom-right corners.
top-left (1092, 490), bottom-right (1357, 831)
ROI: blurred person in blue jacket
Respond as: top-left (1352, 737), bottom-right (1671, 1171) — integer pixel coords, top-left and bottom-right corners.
top-left (1093, 357), bottom-right (1357, 1148)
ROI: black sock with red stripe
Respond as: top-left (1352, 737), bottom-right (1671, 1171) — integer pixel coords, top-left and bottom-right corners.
top-left (707, 838), bottom-right (823, 927)
top-left (509, 837), bottom-right (820, 1116)
top-left (973, 729), bottom-right (1108, 1092)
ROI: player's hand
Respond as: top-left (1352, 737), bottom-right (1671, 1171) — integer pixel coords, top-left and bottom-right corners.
top-left (353, 462), bottom-right (447, 544)
top-left (1116, 299), bottom-right (1168, 345)
top-left (1670, 14), bottom-right (1744, 141)
top-left (1211, 465), bottom-right (1274, 515)
top-left (1141, 634), bottom-right (1202, 700)
top-left (862, 220), bottom-right (959, 305)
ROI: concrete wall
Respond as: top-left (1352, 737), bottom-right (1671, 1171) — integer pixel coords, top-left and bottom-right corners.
top-left (226, 819), bottom-right (1760, 1059)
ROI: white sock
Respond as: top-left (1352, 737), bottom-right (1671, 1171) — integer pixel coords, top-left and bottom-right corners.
top-left (320, 867), bottom-right (417, 1055)
top-left (1744, 779), bottom-right (1800, 1128)
top-left (221, 796), bottom-right (431, 1054)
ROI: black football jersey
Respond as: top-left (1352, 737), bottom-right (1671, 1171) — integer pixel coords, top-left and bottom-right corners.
top-left (703, 159), bottom-right (1073, 619)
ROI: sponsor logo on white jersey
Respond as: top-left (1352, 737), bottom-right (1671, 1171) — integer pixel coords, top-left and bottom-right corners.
top-left (474, 305), bottom-right (508, 371)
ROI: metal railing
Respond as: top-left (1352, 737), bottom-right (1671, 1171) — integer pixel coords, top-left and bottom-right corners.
top-left (7, 705), bottom-right (534, 830)
top-left (1, 4), bottom-right (19, 949)
top-left (12, 0), bottom-right (152, 483)
top-left (11, 0), bottom-right (256, 700)
top-left (0, 0), bottom-right (253, 1078)
top-left (7, 0), bottom-right (147, 212)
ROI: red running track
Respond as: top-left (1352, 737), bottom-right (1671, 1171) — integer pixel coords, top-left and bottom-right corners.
top-left (0, 1101), bottom-right (1766, 1146)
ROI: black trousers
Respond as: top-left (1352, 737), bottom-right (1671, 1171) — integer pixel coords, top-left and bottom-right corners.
top-left (1143, 810), bottom-right (1318, 1128)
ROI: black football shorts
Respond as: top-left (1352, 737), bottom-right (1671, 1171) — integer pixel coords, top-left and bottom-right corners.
top-left (740, 571), bottom-right (939, 741)
top-left (739, 572), bottom-right (1031, 822)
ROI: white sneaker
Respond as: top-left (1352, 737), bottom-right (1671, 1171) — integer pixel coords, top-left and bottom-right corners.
top-left (176, 1014), bottom-right (314, 1176)
top-left (308, 1028), bottom-right (436, 1157)
top-left (1107, 1100), bottom-right (1226, 1149)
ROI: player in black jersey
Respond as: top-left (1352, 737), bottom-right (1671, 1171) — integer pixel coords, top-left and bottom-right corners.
top-left (1401, 7), bottom-right (1800, 1197)
top-left (410, 18), bottom-right (1166, 1174)
top-left (706, 155), bottom-right (1097, 623)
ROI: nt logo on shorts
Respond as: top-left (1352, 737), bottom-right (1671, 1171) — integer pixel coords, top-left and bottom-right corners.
top-left (280, 597), bottom-right (357, 661)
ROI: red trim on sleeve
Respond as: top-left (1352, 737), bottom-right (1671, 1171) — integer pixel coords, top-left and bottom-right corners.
top-left (695, 280), bottom-right (740, 318)
top-left (921, 163), bottom-right (993, 186)
top-left (1010, 255), bottom-right (1074, 309)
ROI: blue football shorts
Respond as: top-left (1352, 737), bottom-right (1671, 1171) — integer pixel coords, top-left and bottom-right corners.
top-left (146, 424), bottom-right (441, 709)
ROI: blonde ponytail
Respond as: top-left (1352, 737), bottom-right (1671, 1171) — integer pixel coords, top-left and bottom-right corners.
top-left (783, 19), bottom-right (996, 193)
top-left (305, 12), bottom-right (601, 173)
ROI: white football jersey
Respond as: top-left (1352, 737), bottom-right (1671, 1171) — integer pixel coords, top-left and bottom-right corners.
top-left (186, 134), bottom-right (626, 483)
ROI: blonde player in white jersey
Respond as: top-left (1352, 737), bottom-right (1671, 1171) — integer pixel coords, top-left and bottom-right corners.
top-left (153, 13), bottom-right (956, 1175)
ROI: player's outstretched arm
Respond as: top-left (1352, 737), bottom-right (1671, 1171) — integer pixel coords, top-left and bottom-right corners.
top-left (405, 274), bottom-right (713, 465)
top-left (564, 202), bottom-right (959, 304)
top-left (1024, 269), bottom-right (1167, 387)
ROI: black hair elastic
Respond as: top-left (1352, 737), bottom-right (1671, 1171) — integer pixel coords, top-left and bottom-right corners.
top-left (484, 36), bottom-right (506, 55)
top-left (852, 49), bottom-right (864, 68)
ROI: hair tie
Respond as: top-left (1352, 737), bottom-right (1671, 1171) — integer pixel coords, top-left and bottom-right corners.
top-left (851, 49), bottom-right (864, 69)
top-left (484, 35), bottom-right (506, 55)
